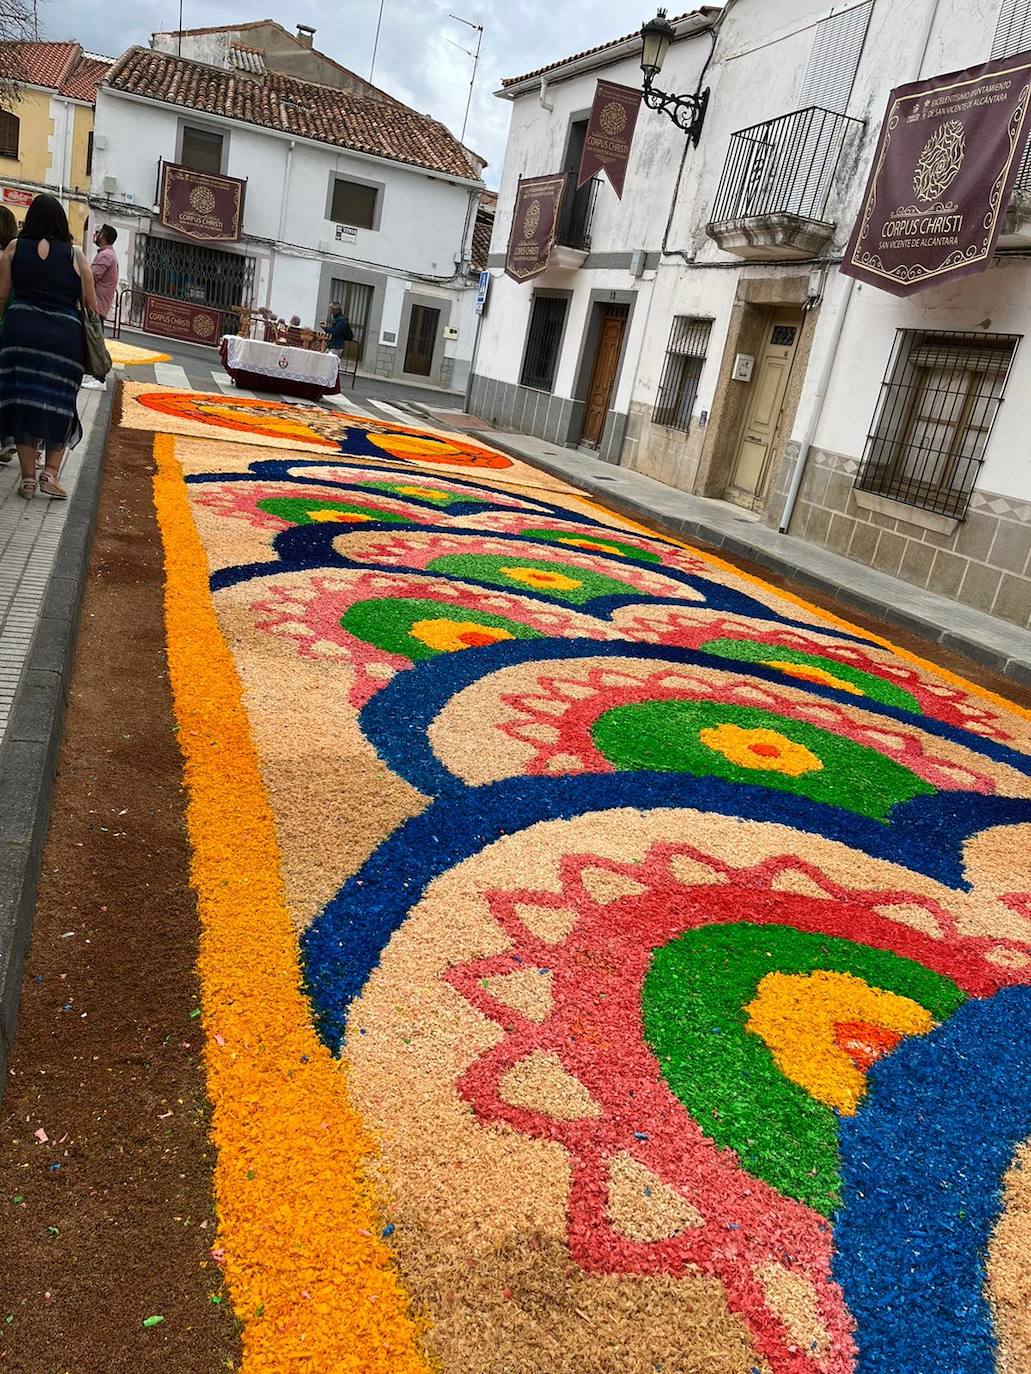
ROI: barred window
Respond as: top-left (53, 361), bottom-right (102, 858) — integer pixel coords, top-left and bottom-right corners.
top-left (652, 317), bottom-right (712, 431)
top-left (0, 111), bottom-right (19, 160)
top-left (520, 295), bottom-right (568, 392)
top-left (854, 330), bottom-right (1019, 520)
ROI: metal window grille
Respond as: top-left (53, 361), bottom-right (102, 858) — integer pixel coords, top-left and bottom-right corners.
top-left (993, 0), bottom-right (1031, 188)
top-left (854, 329), bottom-right (1020, 519)
top-left (520, 295), bottom-right (568, 391)
top-left (801, 1), bottom-right (873, 114)
top-left (132, 234), bottom-right (257, 316)
top-left (331, 179), bottom-right (378, 229)
top-left (652, 317), bottom-right (712, 431)
top-left (0, 111), bottom-right (19, 159)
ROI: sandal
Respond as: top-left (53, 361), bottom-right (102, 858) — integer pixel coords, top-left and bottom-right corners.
top-left (0, 445), bottom-right (15, 464)
top-left (38, 471), bottom-right (67, 499)
top-left (18, 476), bottom-right (36, 499)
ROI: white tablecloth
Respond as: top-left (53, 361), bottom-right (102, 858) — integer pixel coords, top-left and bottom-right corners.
top-left (222, 335), bottom-right (340, 389)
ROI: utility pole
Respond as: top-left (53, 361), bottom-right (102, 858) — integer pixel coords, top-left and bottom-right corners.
top-left (449, 13), bottom-right (483, 146)
top-left (369, 0), bottom-right (385, 82)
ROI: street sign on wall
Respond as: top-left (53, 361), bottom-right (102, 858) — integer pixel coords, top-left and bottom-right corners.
top-left (475, 269), bottom-right (490, 315)
top-left (142, 294), bottom-right (223, 346)
top-left (578, 80), bottom-right (643, 200)
top-left (158, 163), bottom-right (246, 244)
top-left (504, 174), bottom-right (566, 282)
top-left (843, 52), bottom-right (1031, 296)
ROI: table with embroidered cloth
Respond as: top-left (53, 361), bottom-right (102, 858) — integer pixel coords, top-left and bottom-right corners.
top-left (219, 336), bottom-right (342, 399)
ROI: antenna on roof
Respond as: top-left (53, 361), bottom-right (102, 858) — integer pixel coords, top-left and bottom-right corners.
top-left (448, 13), bottom-right (483, 146)
top-left (177, 0), bottom-right (183, 54)
top-left (369, 0), bottom-right (385, 83)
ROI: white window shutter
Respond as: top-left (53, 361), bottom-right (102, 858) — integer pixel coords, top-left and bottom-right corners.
top-left (992, 0), bottom-right (1031, 57)
top-left (800, 1), bottom-right (874, 114)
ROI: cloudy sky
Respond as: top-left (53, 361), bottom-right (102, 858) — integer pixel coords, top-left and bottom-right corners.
top-left (37, 0), bottom-right (651, 185)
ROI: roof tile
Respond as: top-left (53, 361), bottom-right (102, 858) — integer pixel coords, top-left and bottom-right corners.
top-left (0, 42), bottom-right (111, 101)
top-left (106, 46), bottom-right (480, 180)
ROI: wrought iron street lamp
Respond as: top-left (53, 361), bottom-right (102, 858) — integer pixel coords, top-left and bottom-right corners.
top-left (639, 8), bottom-right (711, 146)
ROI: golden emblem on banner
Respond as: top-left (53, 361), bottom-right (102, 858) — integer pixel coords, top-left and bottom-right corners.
top-left (599, 101), bottom-right (628, 136)
top-left (189, 184), bottom-right (218, 216)
top-left (912, 120), bottom-right (966, 202)
top-left (192, 314), bottom-right (216, 338)
top-left (522, 198), bottom-right (541, 240)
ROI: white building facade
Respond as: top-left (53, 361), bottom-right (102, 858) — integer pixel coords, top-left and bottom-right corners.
top-left (473, 0), bottom-right (1031, 634)
top-left (90, 27), bottom-right (485, 389)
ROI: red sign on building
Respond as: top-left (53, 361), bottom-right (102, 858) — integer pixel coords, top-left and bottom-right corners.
top-left (843, 52), bottom-right (1031, 297)
top-left (158, 163), bottom-right (245, 244)
top-left (142, 294), bottom-right (223, 346)
top-left (578, 80), bottom-right (642, 200)
top-left (2, 187), bottom-right (34, 208)
top-left (504, 174), bottom-right (567, 283)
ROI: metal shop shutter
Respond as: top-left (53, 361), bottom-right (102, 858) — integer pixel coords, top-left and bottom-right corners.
top-left (800, 1), bottom-right (874, 114)
top-left (993, 0), bottom-right (1031, 56)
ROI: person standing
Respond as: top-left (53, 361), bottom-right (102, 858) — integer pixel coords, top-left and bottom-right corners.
top-left (0, 193), bottom-right (94, 499)
top-left (322, 301), bottom-right (354, 357)
top-left (81, 223), bottom-right (118, 390)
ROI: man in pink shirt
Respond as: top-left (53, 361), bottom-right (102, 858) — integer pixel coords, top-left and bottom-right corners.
top-left (81, 224), bottom-right (119, 389)
top-left (90, 224), bottom-right (119, 323)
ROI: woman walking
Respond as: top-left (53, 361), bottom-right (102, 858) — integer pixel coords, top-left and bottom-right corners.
top-left (0, 204), bottom-right (19, 466)
top-left (0, 194), bottom-right (95, 499)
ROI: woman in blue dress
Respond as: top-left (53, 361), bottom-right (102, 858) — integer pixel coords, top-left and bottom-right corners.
top-left (0, 194), bottom-right (98, 499)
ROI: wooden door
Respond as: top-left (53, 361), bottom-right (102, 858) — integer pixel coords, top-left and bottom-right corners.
top-left (404, 305), bottom-right (440, 376)
top-left (582, 308), bottom-right (627, 445)
top-left (726, 311), bottom-right (802, 510)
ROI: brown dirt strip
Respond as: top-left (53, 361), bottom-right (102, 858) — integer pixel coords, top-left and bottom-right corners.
top-left (0, 400), bottom-right (239, 1373)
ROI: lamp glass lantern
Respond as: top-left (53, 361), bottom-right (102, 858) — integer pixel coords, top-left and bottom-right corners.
top-left (640, 9), bottom-right (675, 82)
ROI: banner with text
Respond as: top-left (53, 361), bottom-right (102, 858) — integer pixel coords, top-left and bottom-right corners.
top-left (159, 163), bottom-right (245, 244)
top-left (578, 79), bottom-right (642, 199)
top-left (504, 174), bottom-right (567, 282)
top-left (142, 294), bottom-right (222, 346)
top-left (843, 52), bottom-right (1031, 297)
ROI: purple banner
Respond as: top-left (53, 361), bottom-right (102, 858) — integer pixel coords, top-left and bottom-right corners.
top-left (159, 163), bottom-right (245, 244)
top-left (504, 174), bottom-right (567, 282)
top-left (843, 52), bottom-right (1031, 297)
top-left (578, 79), bottom-right (642, 199)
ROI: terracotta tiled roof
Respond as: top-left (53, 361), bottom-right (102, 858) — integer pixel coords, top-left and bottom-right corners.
top-left (0, 41), bottom-right (111, 102)
top-left (106, 47), bottom-right (481, 180)
top-left (500, 7), bottom-right (721, 88)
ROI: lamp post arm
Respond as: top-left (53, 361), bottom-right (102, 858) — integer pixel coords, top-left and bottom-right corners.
top-left (642, 76), bottom-right (710, 146)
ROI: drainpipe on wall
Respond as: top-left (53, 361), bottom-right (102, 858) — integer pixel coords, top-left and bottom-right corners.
top-left (265, 139), bottom-right (295, 311)
top-left (777, 0), bottom-right (944, 534)
top-left (538, 77), bottom-right (555, 113)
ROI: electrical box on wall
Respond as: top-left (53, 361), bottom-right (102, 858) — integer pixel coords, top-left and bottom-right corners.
top-left (444, 325), bottom-right (459, 341)
top-left (732, 353), bottom-right (755, 382)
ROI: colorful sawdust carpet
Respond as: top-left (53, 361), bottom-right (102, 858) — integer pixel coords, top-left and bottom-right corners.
top-left (145, 387), bottom-right (1031, 1374)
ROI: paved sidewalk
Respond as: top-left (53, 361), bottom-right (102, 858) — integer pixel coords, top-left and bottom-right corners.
top-left (479, 430), bottom-right (1031, 687)
top-left (0, 387), bottom-right (109, 744)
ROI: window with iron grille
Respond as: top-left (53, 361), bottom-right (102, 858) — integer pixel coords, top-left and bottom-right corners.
top-left (652, 317), bottom-right (712, 431)
top-left (520, 294), bottom-right (568, 391)
top-left (331, 178), bottom-right (378, 229)
top-left (0, 111), bottom-right (19, 160)
top-left (854, 330), bottom-right (1019, 519)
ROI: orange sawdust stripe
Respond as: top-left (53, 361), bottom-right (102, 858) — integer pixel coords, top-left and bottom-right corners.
top-left (152, 432), bottom-right (431, 1374)
top-left (564, 492), bottom-right (1031, 723)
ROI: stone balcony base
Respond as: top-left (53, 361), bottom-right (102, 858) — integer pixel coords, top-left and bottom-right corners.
top-left (706, 212), bottom-right (835, 261)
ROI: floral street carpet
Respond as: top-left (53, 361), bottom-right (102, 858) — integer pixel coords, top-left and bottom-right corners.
top-left (142, 386), bottom-right (1031, 1374)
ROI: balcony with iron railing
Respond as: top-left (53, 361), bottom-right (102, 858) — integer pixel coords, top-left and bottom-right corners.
top-left (551, 169), bottom-right (601, 268)
top-left (707, 106), bottom-right (865, 261)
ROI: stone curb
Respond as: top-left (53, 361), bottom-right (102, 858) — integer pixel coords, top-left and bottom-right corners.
top-left (0, 385), bottom-right (116, 1087)
top-left (477, 432), bottom-right (1031, 689)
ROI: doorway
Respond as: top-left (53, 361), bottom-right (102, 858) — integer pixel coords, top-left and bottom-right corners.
top-left (330, 278), bottom-right (374, 360)
top-left (404, 304), bottom-right (440, 376)
top-left (725, 309), bottom-right (803, 510)
top-left (581, 304), bottom-right (629, 446)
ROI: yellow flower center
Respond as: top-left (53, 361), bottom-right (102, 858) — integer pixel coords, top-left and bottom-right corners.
top-left (409, 619), bottom-right (516, 652)
top-left (698, 723), bottom-right (823, 777)
top-left (307, 509), bottom-right (371, 523)
top-left (767, 661), bottom-right (863, 695)
top-left (500, 566), bottom-right (582, 591)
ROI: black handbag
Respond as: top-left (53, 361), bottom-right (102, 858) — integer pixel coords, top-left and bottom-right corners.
top-left (79, 259), bottom-right (112, 381)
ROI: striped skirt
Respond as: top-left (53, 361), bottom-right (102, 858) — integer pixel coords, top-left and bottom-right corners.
top-left (0, 301), bottom-right (85, 451)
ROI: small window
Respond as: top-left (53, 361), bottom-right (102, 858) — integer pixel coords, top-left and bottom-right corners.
top-left (86, 130), bottom-right (94, 177)
top-left (330, 178), bottom-right (378, 229)
top-left (520, 295), bottom-right (568, 392)
top-left (0, 110), bottom-right (20, 160)
top-left (181, 126), bottom-right (223, 175)
top-left (652, 317), bottom-right (713, 432)
top-left (855, 329), bottom-right (1020, 520)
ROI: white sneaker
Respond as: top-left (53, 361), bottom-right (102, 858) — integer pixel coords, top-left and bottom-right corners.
top-left (80, 376), bottom-right (106, 390)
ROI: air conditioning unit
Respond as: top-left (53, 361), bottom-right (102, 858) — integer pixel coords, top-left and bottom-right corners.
top-left (102, 174), bottom-right (117, 194)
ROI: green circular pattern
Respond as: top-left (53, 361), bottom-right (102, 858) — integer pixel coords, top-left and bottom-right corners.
top-left (341, 596), bottom-right (544, 662)
top-left (425, 553), bottom-right (636, 605)
top-left (698, 637), bottom-right (922, 713)
top-left (257, 496), bottom-right (406, 527)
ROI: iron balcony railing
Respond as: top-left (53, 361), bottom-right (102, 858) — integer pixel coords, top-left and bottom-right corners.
top-left (556, 169), bottom-right (600, 253)
top-left (710, 106), bottom-right (865, 227)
